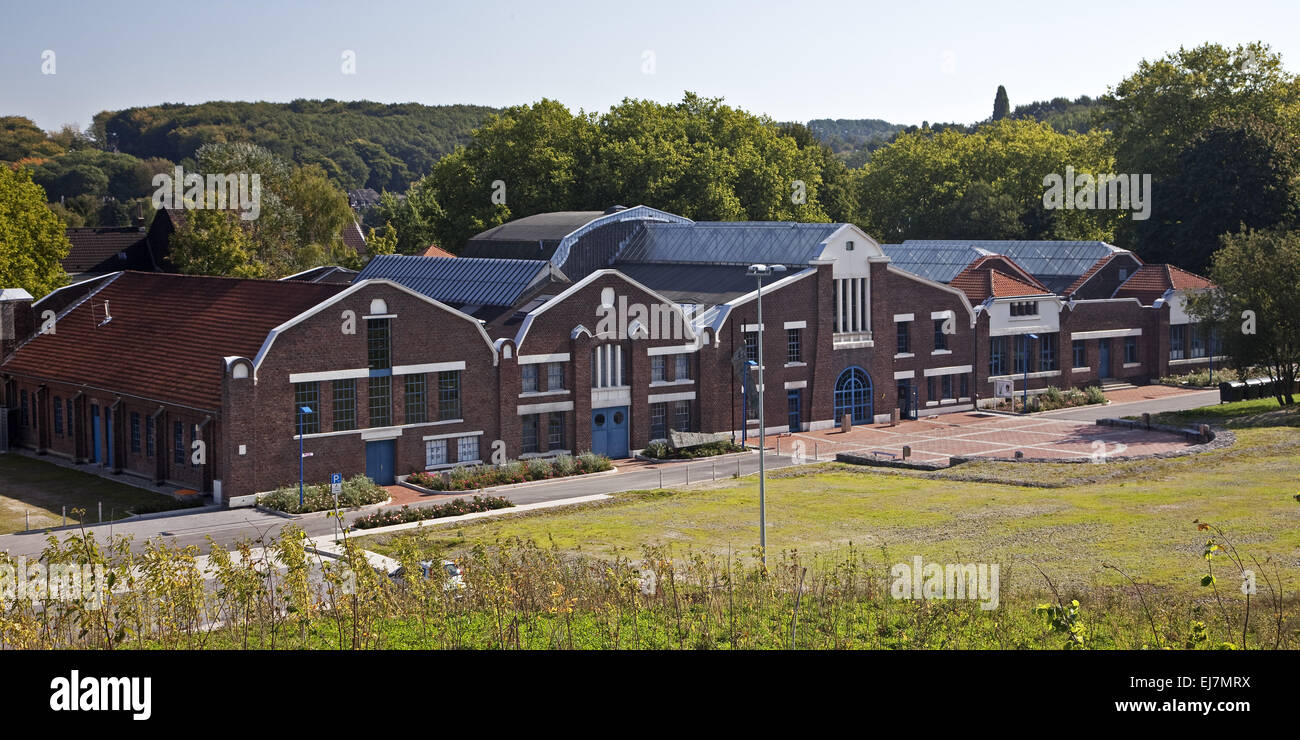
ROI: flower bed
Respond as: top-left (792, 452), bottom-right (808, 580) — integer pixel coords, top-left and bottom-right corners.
top-left (641, 439), bottom-right (745, 460)
top-left (990, 385), bottom-right (1106, 413)
top-left (258, 474), bottom-right (388, 514)
top-left (407, 452), bottom-right (612, 492)
top-left (353, 495), bottom-right (514, 529)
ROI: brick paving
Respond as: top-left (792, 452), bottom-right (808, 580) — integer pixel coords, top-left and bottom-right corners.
top-left (1102, 384), bottom-right (1210, 404)
top-left (782, 411), bottom-right (1196, 464)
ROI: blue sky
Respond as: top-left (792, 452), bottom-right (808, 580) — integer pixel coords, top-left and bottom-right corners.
top-left (4, 0), bottom-right (1298, 131)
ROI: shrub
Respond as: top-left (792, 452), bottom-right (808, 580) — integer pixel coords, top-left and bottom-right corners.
top-left (406, 471), bottom-right (440, 489)
top-left (641, 439), bottom-right (745, 460)
top-left (1085, 385), bottom-right (1106, 404)
top-left (352, 495), bottom-right (514, 529)
top-left (525, 458), bottom-right (554, 481)
top-left (258, 474), bottom-right (388, 514)
top-left (578, 451), bottom-right (613, 472)
top-left (402, 452), bottom-right (613, 491)
top-left (553, 454), bottom-right (579, 476)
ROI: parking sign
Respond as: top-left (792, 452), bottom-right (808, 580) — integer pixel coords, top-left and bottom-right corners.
top-left (330, 473), bottom-right (342, 495)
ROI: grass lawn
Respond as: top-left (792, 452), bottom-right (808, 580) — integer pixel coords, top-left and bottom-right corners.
top-left (359, 419), bottom-right (1300, 599)
top-left (0, 454), bottom-right (185, 534)
top-left (1149, 396), bottom-right (1300, 428)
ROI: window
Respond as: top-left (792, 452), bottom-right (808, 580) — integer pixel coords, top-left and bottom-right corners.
top-left (426, 439), bottom-right (448, 467)
top-left (675, 353), bottom-right (691, 380)
top-left (433, 371), bottom-right (460, 421)
top-left (927, 376), bottom-right (936, 402)
top-left (546, 362), bottom-right (565, 391)
top-left (673, 400), bottom-right (691, 432)
top-left (592, 345), bottom-right (625, 388)
top-left (1210, 326), bottom-right (1223, 357)
top-left (333, 379), bottom-right (357, 431)
top-left (190, 425), bottom-right (199, 468)
top-left (173, 422), bottom-right (184, 464)
top-left (834, 277), bottom-right (870, 333)
top-left (457, 435), bottom-right (479, 462)
top-left (54, 397), bottom-right (63, 436)
top-left (522, 414), bottom-right (539, 454)
top-left (896, 321), bottom-right (910, 354)
top-left (1013, 335), bottom-right (1034, 375)
top-left (787, 329), bottom-right (802, 363)
top-left (650, 403), bottom-right (667, 440)
top-left (1010, 301), bottom-right (1039, 317)
top-left (650, 355), bottom-right (666, 383)
top-left (404, 373), bottom-right (427, 423)
top-left (548, 412), bottom-right (565, 449)
top-left (146, 417), bottom-right (155, 457)
top-left (1169, 325), bottom-right (1185, 360)
top-left (989, 337), bottom-right (1008, 376)
top-left (1039, 332), bottom-right (1058, 372)
top-left (1190, 325), bottom-right (1206, 358)
top-left (960, 373), bottom-right (969, 399)
top-left (933, 319), bottom-right (948, 351)
top-left (1073, 339), bottom-right (1087, 369)
top-left (19, 390), bottom-right (28, 426)
top-left (368, 375), bottom-right (391, 428)
top-left (743, 332), bottom-right (758, 362)
top-left (1124, 336), bottom-right (1139, 364)
top-left (833, 366), bottom-right (873, 424)
top-left (294, 382), bottom-right (320, 434)
top-left (521, 364), bottom-right (539, 393)
top-left (941, 374), bottom-right (953, 400)
top-left (130, 412), bottom-right (141, 453)
top-left (366, 318), bottom-right (391, 370)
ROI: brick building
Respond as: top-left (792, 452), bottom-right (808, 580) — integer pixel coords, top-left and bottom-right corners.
top-left (2, 207), bottom-right (1216, 504)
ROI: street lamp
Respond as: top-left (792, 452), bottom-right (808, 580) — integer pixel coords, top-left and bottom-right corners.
top-left (1022, 334), bottom-right (1038, 413)
top-left (298, 405), bottom-right (313, 509)
top-left (745, 263), bottom-right (786, 570)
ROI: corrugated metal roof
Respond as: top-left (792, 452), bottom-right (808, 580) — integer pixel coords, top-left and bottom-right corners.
top-left (881, 243), bottom-right (996, 284)
top-left (613, 263), bottom-right (763, 307)
top-left (357, 254), bottom-right (563, 308)
top-left (888, 240), bottom-right (1128, 294)
top-left (618, 222), bottom-right (843, 266)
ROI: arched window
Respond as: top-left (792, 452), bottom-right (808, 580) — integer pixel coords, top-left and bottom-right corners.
top-left (834, 366), bottom-right (873, 424)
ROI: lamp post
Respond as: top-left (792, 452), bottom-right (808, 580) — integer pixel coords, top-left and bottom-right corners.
top-left (746, 263), bottom-right (785, 570)
top-left (298, 405), bottom-right (312, 509)
top-left (1022, 333), bottom-right (1038, 413)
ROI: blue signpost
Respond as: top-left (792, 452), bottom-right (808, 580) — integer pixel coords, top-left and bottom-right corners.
top-left (298, 405), bottom-right (313, 509)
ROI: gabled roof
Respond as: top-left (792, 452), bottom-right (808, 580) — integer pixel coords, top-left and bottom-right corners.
top-left (893, 240), bottom-right (1131, 294)
top-left (422, 245), bottom-right (455, 258)
top-left (341, 220), bottom-right (367, 254)
top-left (62, 227), bottom-right (151, 275)
top-left (617, 221), bottom-right (844, 267)
top-left (1112, 264), bottom-right (1214, 304)
top-left (356, 254), bottom-right (567, 310)
top-left (2, 272), bottom-right (344, 410)
top-left (279, 265), bottom-right (359, 284)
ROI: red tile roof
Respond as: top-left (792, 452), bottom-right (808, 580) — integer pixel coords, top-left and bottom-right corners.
top-left (3, 272), bottom-right (344, 410)
top-left (948, 256), bottom-right (1050, 303)
top-left (1113, 264), bottom-right (1213, 304)
top-left (421, 245), bottom-right (455, 258)
top-left (990, 270), bottom-right (1048, 298)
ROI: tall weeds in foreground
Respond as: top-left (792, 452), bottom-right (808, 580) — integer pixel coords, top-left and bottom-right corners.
top-left (0, 525), bottom-right (1294, 650)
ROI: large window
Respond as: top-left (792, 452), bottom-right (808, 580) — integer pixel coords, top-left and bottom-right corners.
top-left (546, 362), bottom-right (565, 391)
top-left (927, 376), bottom-right (936, 402)
top-left (53, 397), bottom-right (63, 436)
top-left (522, 414), bottom-right (539, 454)
top-left (173, 422), bottom-right (185, 464)
top-left (787, 329), bottom-right (802, 363)
top-left (130, 412), bottom-right (141, 453)
top-left (1169, 325), bottom-right (1185, 360)
top-left (592, 344), bottom-right (625, 387)
top-left (521, 364), bottom-right (539, 393)
top-left (333, 379), bottom-right (357, 431)
top-left (1013, 335), bottom-right (1034, 375)
top-left (1124, 336), bottom-right (1139, 364)
top-left (19, 390), bottom-right (28, 426)
top-left (834, 277), bottom-right (870, 333)
top-left (960, 373), bottom-right (969, 399)
top-left (146, 417), bottom-right (154, 457)
top-left (896, 321), bottom-right (910, 355)
top-left (548, 412), bottom-right (566, 450)
top-left (941, 374), bottom-right (954, 400)
top-left (368, 376), bottom-right (391, 428)
top-left (294, 382), bottom-right (320, 434)
top-left (404, 373), bottom-right (427, 424)
top-left (933, 319), bottom-right (948, 351)
top-left (989, 337), bottom-right (1008, 376)
top-left (833, 366), bottom-right (873, 424)
top-left (650, 355), bottom-right (666, 383)
top-left (675, 353), bottom-right (691, 380)
top-left (743, 332), bottom-right (758, 362)
top-left (1010, 301), bottom-right (1039, 317)
top-left (1039, 332), bottom-right (1058, 372)
top-left (366, 318), bottom-right (391, 370)
top-left (673, 400), bottom-right (691, 432)
top-left (426, 439), bottom-right (448, 467)
top-left (650, 403), bottom-right (668, 440)
top-left (438, 371), bottom-right (461, 420)
top-left (1190, 324), bottom-right (1206, 358)
top-left (1072, 339), bottom-right (1087, 369)
top-left (457, 435), bottom-right (479, 462)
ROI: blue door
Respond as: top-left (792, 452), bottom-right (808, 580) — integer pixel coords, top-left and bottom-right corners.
top-left (365, 439), bottom-right (396, 485)
top-left (91, 405), bottom-right (102, 464)
top-left (834, 367), bottom-right (874, 424)
top-left (787, 391), bottom-right (802, 432)
top-left (1099, 339), bottom-right (1113, 379)
top-left (591, 406), bottom-right (629, 458)
top-left (105, 407), bottom-right (114, 466)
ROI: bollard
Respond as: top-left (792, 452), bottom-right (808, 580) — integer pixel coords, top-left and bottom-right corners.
top-left (712, 461), bottom-right (716, 481)
top-left (686, 467), bottom-right (690, 485)
top-left (659, 470), bottom-right (663, 489)
top-left (902, 445), bottom-right (911, 460)
top-left (1142, 412), bottom-right (1151, 429)
top-left (737, 457), bottom-right (742, 477)
top-left (25, 510), bottom-right (29, 531)
top-left (814, 441), bottom-right (818, 460)
top-left (62, 506), bottom-right (66, 527)
top-left (98, 501), bottom-right (102, 523)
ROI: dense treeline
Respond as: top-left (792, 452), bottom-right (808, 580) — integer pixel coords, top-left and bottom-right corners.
top-left (91, 100), bottom-right (497, 191)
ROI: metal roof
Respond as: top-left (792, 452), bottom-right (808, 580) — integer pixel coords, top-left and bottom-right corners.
top-left (617, 222), bottom-right (843, 266)
top-left (466, 211), bottom-right (606, 247)
top-left (888, 240), bottom-right (1128, 294)
top-left (356, 255), bottom-right (565, 308)
top-left (612, 263), bottom-right (765, 307)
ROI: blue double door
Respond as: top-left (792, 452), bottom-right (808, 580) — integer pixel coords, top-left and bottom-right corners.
top-left (591, 406), bottom-right (629, 458)
top-left (90, 404), bottom-right (113, 465)
top-left (365, 439), bottom-right (396, 485)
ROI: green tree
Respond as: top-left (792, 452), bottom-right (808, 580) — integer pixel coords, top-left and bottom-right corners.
top-left (992, 86), bottom-right (1010, 121)
top-left (1186, 229), bottom-right (1300, 404)
top-left (0, 116), bottom-right (63, 163)
top-left (168, 208), bottom-right (265, 278)
top-left (0, 167), bottom-right (71, 297)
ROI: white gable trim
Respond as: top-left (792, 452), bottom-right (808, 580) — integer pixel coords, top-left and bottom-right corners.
top-left (514, 268), bottom-right (698, 349)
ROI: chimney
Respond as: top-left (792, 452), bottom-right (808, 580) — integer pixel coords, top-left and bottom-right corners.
top-left (0, 288), bottom-right (36, 358)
